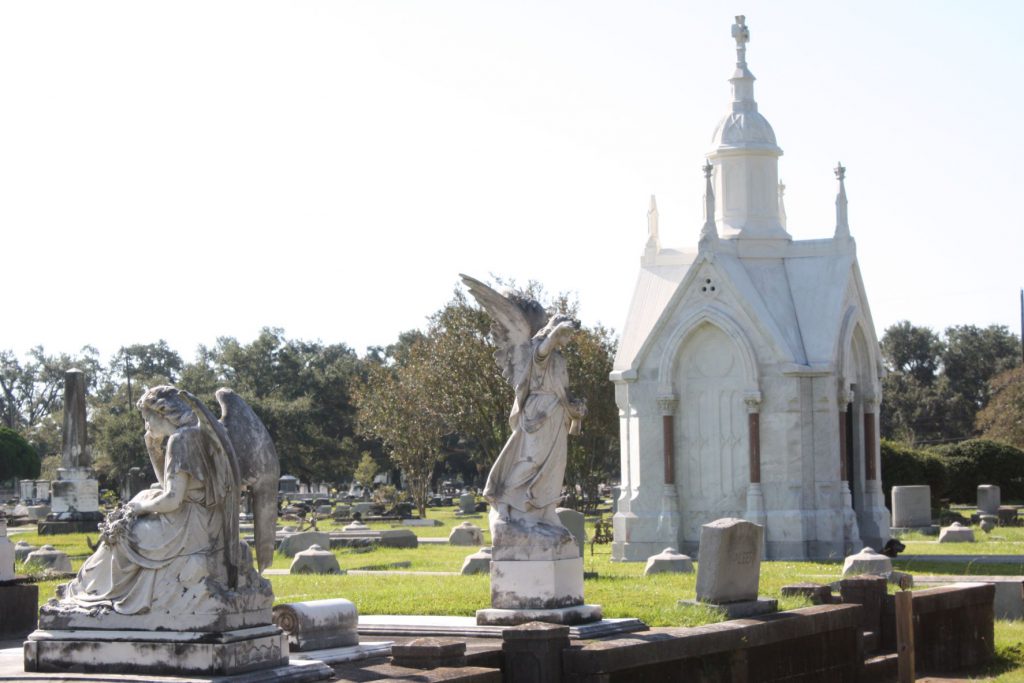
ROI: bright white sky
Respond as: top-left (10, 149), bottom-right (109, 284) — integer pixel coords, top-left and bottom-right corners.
top-left (2, 2), bottom-right (1021, 363)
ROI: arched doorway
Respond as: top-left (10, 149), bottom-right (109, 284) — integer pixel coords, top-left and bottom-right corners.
top-left (675, 322), bottom-right (750, 544)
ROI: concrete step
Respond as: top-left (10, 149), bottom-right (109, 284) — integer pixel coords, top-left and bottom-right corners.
top-left (863, 629), bottom-right (879, 653)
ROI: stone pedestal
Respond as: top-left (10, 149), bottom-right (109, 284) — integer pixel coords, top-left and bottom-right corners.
top-left (489, 557), bottom-right (584, 610)
top-left (478, 518), bottom-right (602, 627)
top-left (24, 625), bottom-right (289, 676)
top-left (40, 467), bottom-right (103, 535)
top-left (502, 621), bottom-right (570, 683)
top-left (0, 582), bottom-right (37, 638)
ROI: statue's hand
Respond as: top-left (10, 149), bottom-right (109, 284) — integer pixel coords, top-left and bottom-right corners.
top-left (126, 500), bottom-right (146, 515)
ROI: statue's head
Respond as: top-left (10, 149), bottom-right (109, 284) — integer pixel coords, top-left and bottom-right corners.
top-left (137, 386), bottom-right (199, 433)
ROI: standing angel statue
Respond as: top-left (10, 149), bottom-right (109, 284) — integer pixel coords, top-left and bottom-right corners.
top-left (42, 385), bottom-right (279, 627)
top-left (462, 275), bottom-right (586, 547)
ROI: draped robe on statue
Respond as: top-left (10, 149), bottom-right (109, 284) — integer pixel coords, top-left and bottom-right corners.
top-left (64, 426), bottom-right (225, 615)
top-left (484, 342), bottom-right (574, 522)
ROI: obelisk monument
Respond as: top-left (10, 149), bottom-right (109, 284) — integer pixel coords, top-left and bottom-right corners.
top-left (40, 369), bottom-right (103, 534)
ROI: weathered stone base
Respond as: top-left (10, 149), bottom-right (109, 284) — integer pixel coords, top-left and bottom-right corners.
top-left (23, 625), bottom-right (288, 676)
top-left (476, 603), bottom-right (603, 626)
top-left (490, 557), bottom-right (583, 610)
top-left (679, 597), bottom-right (778, 619)
top-left (39, 605), bottom-right (273, 633)
top-left (0, 583), bottom-right (38, 638)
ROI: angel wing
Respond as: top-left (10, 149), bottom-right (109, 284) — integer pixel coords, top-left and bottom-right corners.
top-left (179, 390), bottom-right (242, 589)
top-left (460, 273), bottom-right (546, 387)
top-left (216, 388), bottom-right (280, 574)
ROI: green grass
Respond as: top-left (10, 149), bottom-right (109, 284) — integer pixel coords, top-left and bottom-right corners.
top-left (896, 524), bottom-right (1024, 556)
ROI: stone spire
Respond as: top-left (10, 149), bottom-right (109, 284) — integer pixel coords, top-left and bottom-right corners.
top-left (834, 162), bottom-right (849, 238)
top-left (647, 194), bottom-right (660, 247)
top-left (643, 194), bottom-right (660, 264)
top-left (699, 162), bottom-right (718, 246)
top-left (707, 16), bottom-right (789, 241)
top-left (778, 181), bottom-right (787, 230)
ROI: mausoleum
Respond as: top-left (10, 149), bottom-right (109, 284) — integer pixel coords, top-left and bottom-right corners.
top-left (611, 17), bottom-right (889, 561)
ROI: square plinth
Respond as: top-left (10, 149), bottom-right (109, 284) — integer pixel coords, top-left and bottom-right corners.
top-left (24, 625), bottom-right (288, 676)
top-left (490, 557), bottom-right (584, 610)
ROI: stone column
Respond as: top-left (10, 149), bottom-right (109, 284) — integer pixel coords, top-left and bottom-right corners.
top-left (858, 393), bottom-right (889, 550)
top-left (837, 390), bottom-right (849, 482)
top-left (863, 397), bottom-right (878, 482)
top-left (743, 392), bottom-right (766, 529)
top-left (657, 395), bottom-right (678, 485)
top-left (838, 388), bottom-right (859, 554)
top-left (655, 394), bottom-right (680, 549)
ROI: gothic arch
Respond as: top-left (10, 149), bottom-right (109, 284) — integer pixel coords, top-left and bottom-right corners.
top-left (657, 304), bottom-right (760, 394)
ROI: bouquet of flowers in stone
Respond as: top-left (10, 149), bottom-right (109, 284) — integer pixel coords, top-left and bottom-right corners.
top-left (98, 504), bottom-right (137, 547)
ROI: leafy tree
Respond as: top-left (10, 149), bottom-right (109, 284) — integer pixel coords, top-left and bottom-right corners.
top-left (977, 366), bottom-right (1024, 450)
top-left (353, 452), bottom-right (380, 489)
top-left (0, 346), bottom-right (101, 430)
top-left (881, 321), bottom-right (943, 385)
top-left (941, 325), bottom-right (1020, 410)
top-left (422, 289), bottom-right (514, 479)
top-left (207, 329), bottom-right (368, 485)
top-left (0, 426), bottom-right (41, 481)
top-left (880, 321), bottom-right (1020, 445)
top-left (354, 346), bottom-right (446, 517)
top-left (562, 323), bottom-right (619, 512)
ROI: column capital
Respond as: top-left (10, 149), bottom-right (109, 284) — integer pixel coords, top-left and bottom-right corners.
top-left (743, 391), bottom-right (762, 413)
top-left (838, 387), bottom-right (854, 407)
top-left (656, 394), bottom-right (678, 415)
top-left (862, 391), bottom-right (878, 410)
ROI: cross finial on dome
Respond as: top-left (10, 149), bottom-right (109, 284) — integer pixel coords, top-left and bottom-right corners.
top-left (834, 162), bottom-right (846, 182)
top-left (732, 16), bottom-right (750, 67)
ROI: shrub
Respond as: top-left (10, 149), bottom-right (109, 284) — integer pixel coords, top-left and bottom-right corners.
top-left (881, 439), bottom-right (947, 509)
top-left (931, 439), bottom-right (1024, 503)
top-left (0, 427), bottom-right (41, 482)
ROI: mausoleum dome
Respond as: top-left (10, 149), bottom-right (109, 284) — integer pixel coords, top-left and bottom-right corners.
top-left (711, 110), bottom-right (777, 150)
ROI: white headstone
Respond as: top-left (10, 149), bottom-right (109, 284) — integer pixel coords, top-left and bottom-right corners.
top-left (978, 485), bottom-right (1001, 516)
top-left (891, 485), bottom-right (931, 527)
top-left (449, 521), bottom-right (484, 546)
top-left (278, 531), bottom-right (330, 558)
top-left (460, 547), bottom-right (492, 575)
top-left (14, 541), bottom-right (37, 563)
top-left (938, 522), bottom-right (975, 543)
top-left (644, 547), bottom-right (694, 576)
top-left (556, 507), bottom-right (586, 557)
top-left (695, 518), bottom-right (764, 603)
top-left (289, 544), bottom-right (343, 574)
top-left (842, 547), bottom-right (892, 577)
top-left (343, 520), bottom-right (369, 532)
top-left (24, 544), bottom-right (72, 573)
top-left (458, 493), bottom-right (476, 515)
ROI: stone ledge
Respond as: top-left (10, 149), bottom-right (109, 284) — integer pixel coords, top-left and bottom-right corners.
top-left (24, 626), bottom-right (288, 676)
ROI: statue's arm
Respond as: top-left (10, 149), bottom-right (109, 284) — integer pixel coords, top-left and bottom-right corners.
top-left (129, 471), bottom-right (188, 515)
top-left (537, 320), bottom-right (576, 358)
